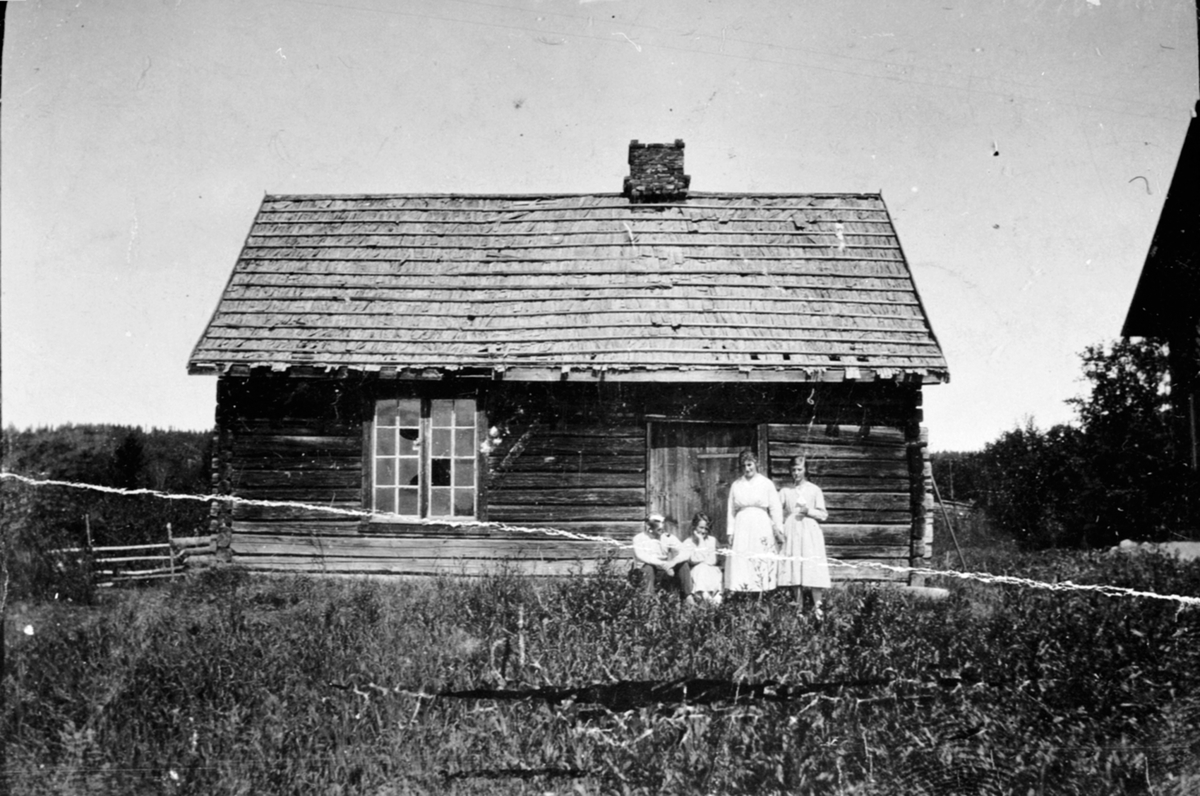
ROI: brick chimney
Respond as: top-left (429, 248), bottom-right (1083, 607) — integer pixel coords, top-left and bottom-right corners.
top-left (623, 139), bottom-right (690, 202)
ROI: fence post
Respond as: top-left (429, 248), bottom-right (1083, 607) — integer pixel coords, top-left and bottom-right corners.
top-left (517, 604), bottom-right (526, 683)
top-left (166, 522), bottom-right (176, 577)
top-left (83, 513), bottom-right (96, 591)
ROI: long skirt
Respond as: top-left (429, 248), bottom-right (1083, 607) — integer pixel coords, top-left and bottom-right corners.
top-left (725, 507), bottom-right (778, 592)
top-left (777, 516), bottom-right (831, 589)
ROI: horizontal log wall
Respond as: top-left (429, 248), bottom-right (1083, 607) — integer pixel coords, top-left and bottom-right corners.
top-left (228, 533), bottom-right (621, 576)
top-left (220, 378), bottom-right (366, 526)
top-left (487, 426), bottom-right (647, 530)
top-left (214, 376), bottom-right (929, 581)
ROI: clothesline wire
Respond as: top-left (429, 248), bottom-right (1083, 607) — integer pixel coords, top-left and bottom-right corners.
top-left (2, 471), bottom-right (1198, 608)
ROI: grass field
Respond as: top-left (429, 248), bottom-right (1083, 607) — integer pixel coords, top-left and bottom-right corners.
top-left (5, 548), bottom-right (1200, 795)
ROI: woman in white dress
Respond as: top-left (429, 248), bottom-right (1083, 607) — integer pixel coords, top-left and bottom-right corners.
top-left (725, 450), bottom-right (784, 594)
top-left (776, 456), bottom-right (831, 618)
top-left (682, 512), bottom-right (723, 603)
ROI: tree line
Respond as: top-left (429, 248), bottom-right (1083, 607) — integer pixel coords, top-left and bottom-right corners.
top-left (2, 425), bottom-right (213, 599)
top-left (932, 338), bottom-right (1195, 549)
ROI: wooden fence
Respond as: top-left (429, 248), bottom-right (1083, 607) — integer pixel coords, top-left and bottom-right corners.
top-left (50, 522), bottom-right (216, 587)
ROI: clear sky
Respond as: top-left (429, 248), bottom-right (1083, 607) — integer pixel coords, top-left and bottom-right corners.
top-left (2, 0), bottom-right (1196, 451)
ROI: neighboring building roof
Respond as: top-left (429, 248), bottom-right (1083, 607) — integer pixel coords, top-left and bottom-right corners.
top-left (1124, 103), bottom-right (1200, 338)
top-left (190, 152), bottom-right (947, 383)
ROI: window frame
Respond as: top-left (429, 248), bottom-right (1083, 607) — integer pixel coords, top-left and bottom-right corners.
top-left (365, 393), bottom-right (485, 522)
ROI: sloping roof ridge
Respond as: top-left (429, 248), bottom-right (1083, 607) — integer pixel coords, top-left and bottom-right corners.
top-left (261, 190), bottom-right (885, 201)
top-left (879, 192), bottom-right (947, 372)
top-left (264, 192), bottom-right (621, 201)
top-left (688, 191), bottom-right (883, 199)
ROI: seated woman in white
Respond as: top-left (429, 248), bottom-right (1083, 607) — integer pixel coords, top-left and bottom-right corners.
top-left (680, 512), bottom-right (723, 604)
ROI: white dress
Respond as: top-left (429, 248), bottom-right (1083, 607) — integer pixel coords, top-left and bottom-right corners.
top-left (777, 481), bottom-right (831, 589)
top-left (682, 536), bottom-right (723, 593)
top-left (725, 473), bottom-right (784, 592)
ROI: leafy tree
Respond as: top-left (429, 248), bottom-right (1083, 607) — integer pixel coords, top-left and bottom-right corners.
top-left (1067, 338), bottom-right (1188, 542)
top-left (930, 450), bottom-right (985, 504)
top-left (976, 421), bottom-right (1089, 548)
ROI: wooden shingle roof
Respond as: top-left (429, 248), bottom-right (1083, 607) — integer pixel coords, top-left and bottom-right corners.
top-left (189, 192), bottom-right (948, 383)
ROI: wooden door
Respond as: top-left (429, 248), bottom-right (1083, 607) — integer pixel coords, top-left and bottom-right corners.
top-left (648, 422), bottom-right (756, 542)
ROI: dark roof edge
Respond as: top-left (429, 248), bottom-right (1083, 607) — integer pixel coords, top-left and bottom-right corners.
top-left (188, 361), bottom-right (949, 385)
top-left (1123, 103), bottom-right (1200, 338)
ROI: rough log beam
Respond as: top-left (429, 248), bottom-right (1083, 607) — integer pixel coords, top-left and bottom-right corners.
top-left (905, 385), bottom-right (928, 586)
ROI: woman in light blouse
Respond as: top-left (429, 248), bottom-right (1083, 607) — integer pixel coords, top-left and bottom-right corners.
top-left (724, 450), bottom-right (783, 594)
top-left (776, 456), bottom-right (831, 618)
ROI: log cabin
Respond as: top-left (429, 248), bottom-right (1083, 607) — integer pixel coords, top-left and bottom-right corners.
top-left (189, 140), bottom-right (949, 582)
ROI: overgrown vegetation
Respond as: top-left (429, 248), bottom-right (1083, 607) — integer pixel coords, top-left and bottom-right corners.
top-left (932, 338), bottom-right (1196, 549)
top-left (5, 552), bottom-right (1200, 795)
top-left (1, 425), bottom-right (212, 602)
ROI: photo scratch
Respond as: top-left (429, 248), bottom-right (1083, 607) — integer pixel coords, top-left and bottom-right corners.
top-left (136, 56), bottom-right (151, 89)
top-left (612, 32), bottom-right (641, 52)
top-left (126, 199), bottom-right (138, 265)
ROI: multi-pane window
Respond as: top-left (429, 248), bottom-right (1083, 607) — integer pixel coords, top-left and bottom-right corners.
top-left (373, 397), bottom-right (477, 518)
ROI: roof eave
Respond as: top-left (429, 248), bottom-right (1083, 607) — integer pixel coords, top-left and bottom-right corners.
top-left (186, 361), bottom-right (948, 385)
